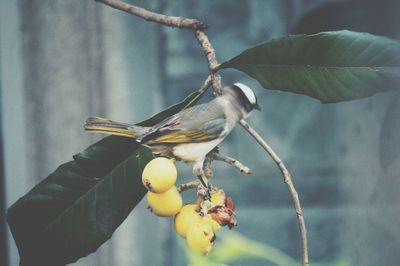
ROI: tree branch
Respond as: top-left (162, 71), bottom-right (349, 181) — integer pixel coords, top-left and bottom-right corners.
top-left (239, 119), bottom-right (309, 265)
top-left (210, 151), bottom-right (251, 175)
top-left (193, 30), bottom-right (222, 95)
top-left (95, 0), bottom-right (207, 30)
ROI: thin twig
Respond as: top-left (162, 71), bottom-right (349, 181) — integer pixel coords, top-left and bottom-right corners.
top-left (193, 30), bottom-right (222, 95)
top-left (239, 119), bottom-right (309, 265)
top-left (197, 75), bottom-right (212, 94)
top-left (211, 152), bottom-right (252, 175)
top-left (95, 0), bottom-right (207, 30)
top-left (177, 180), bottom-right (200, 193)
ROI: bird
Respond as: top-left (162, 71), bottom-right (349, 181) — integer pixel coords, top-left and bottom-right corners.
top-left (84, 83), bottom-right (260, 197)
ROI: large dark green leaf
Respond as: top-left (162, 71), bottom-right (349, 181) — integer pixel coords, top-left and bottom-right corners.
top-left (8, 147), bottom-right (152, 266)
top-left (7, 90), bottom-right (204, 265)
top-left (221, 30), bottom-right (400, 103)
top-left (293, 0), bottom-right (400, 38)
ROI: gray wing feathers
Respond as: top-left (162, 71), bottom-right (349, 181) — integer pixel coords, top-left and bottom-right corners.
top-left (197, 118), bottom-right (226, 136)
top-left (140, 102), bottom-right (227, 143)
top-left (178, 102), bottom-right (226, 131)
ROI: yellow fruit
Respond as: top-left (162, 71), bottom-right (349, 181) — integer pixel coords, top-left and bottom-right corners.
top-left (147, 186), bottom-right (182, 217)
top-left (203, 217), bottom-right (221, 232)
top-left (142, 157), bottom-right (177, 193)
top-left (210, 189), bottom-right (226, 206)
top-left (186, 222), bottom-right (215, 255)
top-left (175, 204), bottom-right (202, 238)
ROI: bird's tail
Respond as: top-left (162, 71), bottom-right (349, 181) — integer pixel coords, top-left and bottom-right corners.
top-left (84, 116), bottom-right (149, 138)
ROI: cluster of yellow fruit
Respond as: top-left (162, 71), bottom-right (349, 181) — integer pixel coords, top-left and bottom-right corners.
top-left (142, 157), bottom-right (236, 255)
top-left (143, 157), bottom-right (182, 216)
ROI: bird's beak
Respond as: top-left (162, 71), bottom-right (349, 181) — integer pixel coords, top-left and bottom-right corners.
top-left (254, 103), bottom-right (261, 111)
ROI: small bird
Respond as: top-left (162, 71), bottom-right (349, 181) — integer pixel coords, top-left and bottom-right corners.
top-left (84, 83), bottom-right (260, 196)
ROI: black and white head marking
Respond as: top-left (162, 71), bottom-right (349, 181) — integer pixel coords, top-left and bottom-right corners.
top-left (232, 82), bottom-right (261, 112)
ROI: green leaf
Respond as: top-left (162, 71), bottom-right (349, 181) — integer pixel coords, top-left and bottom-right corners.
top-left (7, 90), bottom-right (204, 265)
top-left (221, 30), bottom-right (400, 103)
top-left (8, 147), bottom-right (153, 266)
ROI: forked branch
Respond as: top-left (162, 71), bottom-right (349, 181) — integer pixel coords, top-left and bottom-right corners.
top-left (96, 0), bottom-right (309, 264)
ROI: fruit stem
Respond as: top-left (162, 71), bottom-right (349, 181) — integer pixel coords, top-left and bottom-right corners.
top-left (177, 180), bottom-right (200, 193)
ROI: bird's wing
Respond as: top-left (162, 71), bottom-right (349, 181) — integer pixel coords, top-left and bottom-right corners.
top-left (141, 103), bottom-right (226, 144)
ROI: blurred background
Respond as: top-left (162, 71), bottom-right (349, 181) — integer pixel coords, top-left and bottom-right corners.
top-left (1, 0), bottom-right (400, 265)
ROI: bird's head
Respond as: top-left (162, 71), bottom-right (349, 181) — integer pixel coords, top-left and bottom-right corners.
top-left (222, 83), bottom-right (261, 118)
